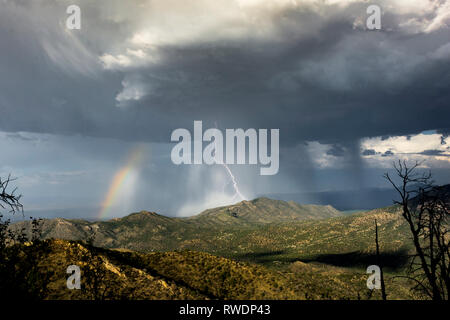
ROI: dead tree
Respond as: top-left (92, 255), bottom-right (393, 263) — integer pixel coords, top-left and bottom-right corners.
top-left (374, 219), bottom-right (387, 300)
top-left (384, 160), bottom-right (449, 300)
top-left (1, 175), bottom-right (51, 300)
top-left (0, 174), bottom-right (24, 250)
top-left (0, 174), bottom-right (23, 214)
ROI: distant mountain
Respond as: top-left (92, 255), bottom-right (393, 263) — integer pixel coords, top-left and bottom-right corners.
top-left (263, 184), bottom-right (450, 211)
top-left (10, 198), bottom-right (344, 250)
top-left (261, 187), bottom-right (399, 211)
top-left (188, 197), bottom-right (343, 226)
top-left (9, 197), bottom-right (415, 271)
top-left (6, 197), bottom-right (426, 300)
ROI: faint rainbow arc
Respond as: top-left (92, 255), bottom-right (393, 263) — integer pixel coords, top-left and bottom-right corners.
top-left (98, 146), bottom-right (145, 219)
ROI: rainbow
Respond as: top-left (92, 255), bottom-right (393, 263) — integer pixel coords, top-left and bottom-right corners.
top-left (98, 145), bottom-right (145, 219)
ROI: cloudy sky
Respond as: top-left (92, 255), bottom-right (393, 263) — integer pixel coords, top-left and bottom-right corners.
top-left (0, 0), bottom-right (449, 220)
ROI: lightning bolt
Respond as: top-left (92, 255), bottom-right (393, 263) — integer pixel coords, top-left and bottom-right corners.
top-left (213, 122), bottom-right (246, 201)
top-left (221, 162), bottom-right (246, 201)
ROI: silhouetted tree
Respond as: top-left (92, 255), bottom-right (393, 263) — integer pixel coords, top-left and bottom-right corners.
top-left (385, 160), bottom-right (449, 300)
top-left (374, 219), bottom-right (387, 300)
top-left (0, 174), bottom-right (23, 214)
top-left (0, 175), bottom-right (52, 300)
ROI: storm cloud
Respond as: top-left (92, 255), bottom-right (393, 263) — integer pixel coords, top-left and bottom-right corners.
top-left (0, 0), bottom-right (449, 144)
top-left (1, 0), bottom-right (449, 218)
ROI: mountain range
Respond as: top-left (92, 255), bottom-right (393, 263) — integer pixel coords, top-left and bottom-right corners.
top-left (11, 197), bottom-right (411, 265)
top-left (11, 198), bottom-right (343, 248)
top-left (7, 195), bottom-right (427, 299)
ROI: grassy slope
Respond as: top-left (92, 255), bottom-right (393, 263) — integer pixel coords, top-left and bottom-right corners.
top-left (7, 201), bottom-right (421, 300)
top-left (12, 202), bottom-right (412, 269)
top-left (21, 239), bottom-right (417, 300)
top-left (29, 239), bottom-right (300, 299)
top-left (11, 198), bottom-right (346, 252)
top-left (99, 205), bottom-right (412, 271)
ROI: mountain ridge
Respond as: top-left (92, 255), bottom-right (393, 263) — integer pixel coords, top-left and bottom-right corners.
top-left (7, 198), bottom-right (415, 274)
top-left (187, 197), bottom-right (343, 226)
top-left (9, 197), bottom-right (344, 250)
top-left (13, 197), bottom-right (343, 229)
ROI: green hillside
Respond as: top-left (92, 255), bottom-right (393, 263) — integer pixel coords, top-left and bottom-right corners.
top-left (4, 197), bottom-right (424, 300)
top-left (2, 239), bottom-right (416, 300)
top-left (11, 199), bottom-right (412, 272)
top-left (11, 198), bottom-right (344, 251)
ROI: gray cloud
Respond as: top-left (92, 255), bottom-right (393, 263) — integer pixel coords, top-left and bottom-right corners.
top-left (1, 1), bottom-right (450, 218)
top-left (326, 144), bottom-right (346, 157)
top-left (361, 149), bottom-right (378, 156)
top-left (0, 0), bottom-right (449, 147)
top-left (5, 133), bottom-right (38, 142)
top-left (419, 149), bottom-right (449, 156)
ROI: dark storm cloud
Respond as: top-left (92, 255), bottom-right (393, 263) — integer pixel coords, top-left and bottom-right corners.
top-left (419, 149), bottom-right (449, 156)
top-left (0, 0), bottom-right (449, 147)
top-left (326, 144), bottom-right (346, 157)
top-left (1, 0), bottom-right (450, 218)
top-left (5, 133), bottom-right (38, 142)
top-left (361, 149), bottom-right (378, 156)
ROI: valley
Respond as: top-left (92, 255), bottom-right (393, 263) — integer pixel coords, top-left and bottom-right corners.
top-left (7, 197), bottom-right (419, 299)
